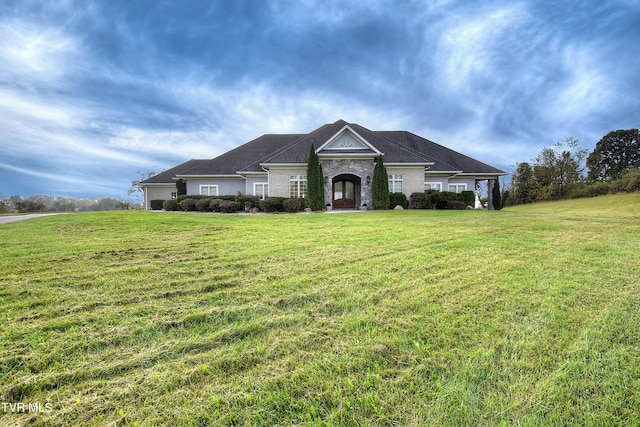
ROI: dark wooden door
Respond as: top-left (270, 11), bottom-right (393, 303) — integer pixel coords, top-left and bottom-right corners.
top-left (333, 180), bottom-right (356, 209)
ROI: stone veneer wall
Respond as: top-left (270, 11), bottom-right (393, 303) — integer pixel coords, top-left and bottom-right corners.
top-left (321, 158), bottom-right (375, 208)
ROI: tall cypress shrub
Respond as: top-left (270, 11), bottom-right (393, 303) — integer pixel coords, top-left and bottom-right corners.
top-left (306, 143), bottom-right (325, 211)
top-left (176, 179), bottom-right (187, 197)
top-left (372, 154), bottom-right (389, 209)
top-left (492, 178), bottom-right (503, 210)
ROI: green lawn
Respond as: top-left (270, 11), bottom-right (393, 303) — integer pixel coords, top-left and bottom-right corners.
top-left (1, 193), bottom-right (639, 426)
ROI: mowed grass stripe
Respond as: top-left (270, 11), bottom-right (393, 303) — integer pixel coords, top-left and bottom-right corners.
top-left (1, 193), bottom-right (639, 425)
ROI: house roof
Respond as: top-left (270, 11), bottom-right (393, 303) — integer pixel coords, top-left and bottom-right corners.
top-left (140, 159), bottom-right (208, 184)
top-left (152, 120), bottom-right (505, 178)
top-left (178, 133), bottom-right (303, 176)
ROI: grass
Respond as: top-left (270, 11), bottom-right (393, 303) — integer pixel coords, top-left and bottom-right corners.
top-left (1, 193), bottom-right (639, 426)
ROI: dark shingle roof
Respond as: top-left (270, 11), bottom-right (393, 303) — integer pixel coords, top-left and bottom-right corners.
top-left (179, 134), bottom-right (303, 175)
top-left (161, 120), bottom-right (505, 178)
top-left (140, 159), bottom-right (207, 184)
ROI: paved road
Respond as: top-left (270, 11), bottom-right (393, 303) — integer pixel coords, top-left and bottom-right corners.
top-left (0, 213), bottom-right (61, 225)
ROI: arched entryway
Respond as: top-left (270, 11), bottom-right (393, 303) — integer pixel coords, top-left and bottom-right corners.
top-left (332, 174), bottom-right (360, 209)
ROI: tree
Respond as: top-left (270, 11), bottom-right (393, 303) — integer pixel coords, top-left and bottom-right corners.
top-left (176, 179), bottom-right (187, 197)
top-left (305, 143), bottom-right (325, 211)
top-left (533, 138), bottom-right (588, 200)
top-left (587, 129), bottom-right (640, 182)
top-left (511, 162), bottom-right (535, 204)
top-left (129, 171), bottom-right (157, 205)
top-left (372, 154), bottom-right (389, 209)
top-left (492, 177), bottom-right (503, 210)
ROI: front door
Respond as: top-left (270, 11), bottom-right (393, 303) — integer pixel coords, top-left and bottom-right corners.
top-left (333, 180), bottom-right (356, 209)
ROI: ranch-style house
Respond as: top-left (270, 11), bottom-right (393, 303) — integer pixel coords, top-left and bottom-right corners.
top-left (139, 120), bottom-right (506, 210)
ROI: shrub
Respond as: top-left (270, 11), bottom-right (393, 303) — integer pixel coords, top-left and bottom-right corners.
top-left (428, 191), bottom-right (448, 209)
top-left (613, 168), bottom-right (640, 193)
top-left (218, 200), bottom-right (243, 213)
top-left (195, 198), bottom-right (213, 211)
top-left (177, 195), bottom-right (235, 202)
top-left (409, 192), bottom-right (428, 209)
top-left (178, 198), bottom-right (197, 211)
top-left (163, 200), bottom-right (179, 211)
top-left (235, 193), bottom-right (260, 210)
top-left (389, 192), bottom-right (408, 209)
top-left (461, 190), bottom-right (475, 207)
top-left (283, 198), bottom-right (303, 213)
top-left (209, 199), bottom-right (224, 212)
top-left (447, 200), bottom-right (467, 210)
top-left (150, 200), bottom-right (165, 210)
top-left (261, 197), bottom-right (285, 213)
top-left (372, 154), bottom-right (389, 209)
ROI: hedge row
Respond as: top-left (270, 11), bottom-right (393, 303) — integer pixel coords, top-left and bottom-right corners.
top-left (409, 190), bottom-right (475, 210)
top-left (159, 195), bottom-right (307, 213)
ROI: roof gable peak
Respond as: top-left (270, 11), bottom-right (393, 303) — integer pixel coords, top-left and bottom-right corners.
top-left (316, 124), bottom-right (382, 155)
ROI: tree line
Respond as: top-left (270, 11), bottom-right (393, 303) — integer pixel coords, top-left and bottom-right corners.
top-left (0, 194), bottom-right (134, 214)
top-left (507, 128), bottom-right (639, 205)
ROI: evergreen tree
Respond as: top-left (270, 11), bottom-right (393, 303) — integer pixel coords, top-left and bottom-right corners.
top-left (372, 154), bottom-right (389, 209)
top-left (176, 179), bottom-right (187, 197)
top-left (306, 143), bottom-right (325, 210)
top-left (492, 177), bottom-right (502, 210)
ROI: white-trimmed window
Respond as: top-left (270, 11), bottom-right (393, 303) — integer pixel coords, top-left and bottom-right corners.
top-left (254, 183), bottom-right (268, 200)
top-left (388, 174), bottom-right (403, 193)
top-left (200, 185), bottom-right (218, 196)
top-left (289, 175), bottom-right (307, 198)
top-left (448, 183), bottom-right (467, 193)
top-left (424, 182), bottom-right (441, 191)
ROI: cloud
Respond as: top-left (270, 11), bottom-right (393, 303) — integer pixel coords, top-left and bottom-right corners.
top-left (0, 19), bottom-right (81, 88)
top-left (434, 4), bottom-right (530, 92)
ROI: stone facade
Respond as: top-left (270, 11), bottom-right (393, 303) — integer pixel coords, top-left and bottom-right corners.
top-left (321, 158), bottom-right (375, 208)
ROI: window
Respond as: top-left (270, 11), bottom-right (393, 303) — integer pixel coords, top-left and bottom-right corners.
top-left (254, 183), bottom-right (268, 199)
top-left (424, 182), bottom-right (441, 191)
top-left (200, 185), bottom-right (218, 196)
top-left (448, 183), bottom-right (467, 193)
top-left (289, 175), bottom-right (307, 198)
top-left (388, 174), bottom-right (403, 193)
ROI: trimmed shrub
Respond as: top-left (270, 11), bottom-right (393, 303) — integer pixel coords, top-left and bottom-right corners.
top-left (209, 199), bottom-right (224, 212)
top-left (283, 198), bottom-right (303, 213)
top-left (372, 154), bottom-right (389, 209)
top-left (195, 198), bottom-right (213, 211)
top-left (176, 179), bottom-right (187, 197)
top-left (219, 200), bottom-right (243, 213)
top-left (163, 200), bottom-right (179, 211)
top-left (428, 191), bottom-right (448, 209)
top-left (236, 193), bottom-right (260, 210)
top-left (177, 195), bottom-right (235, 202)
top-left (261, 197), bottom-right (285, 213)
top-left (389, 192), bottom-right (408, 209)
top-left (409, 192), bottom-right (431, 209)
top-left (447, 200), bottom-right (467, 210)
top-left (461, 190), bottom-right (475, 207)
top-left (150, 200), bottom-right (165, 210)
top-left (178, 198), bottom-right (197, 211)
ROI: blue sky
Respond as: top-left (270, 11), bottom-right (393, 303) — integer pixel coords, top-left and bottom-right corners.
top-left (1, 0), bottom-right (638, 200)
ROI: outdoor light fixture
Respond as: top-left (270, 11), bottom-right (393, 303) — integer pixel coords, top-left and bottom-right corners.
top-left (366, 175), bottom-right (371, 185)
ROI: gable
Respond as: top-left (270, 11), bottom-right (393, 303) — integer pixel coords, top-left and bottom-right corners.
top-left (316, 125), bottom-right (381, 157)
